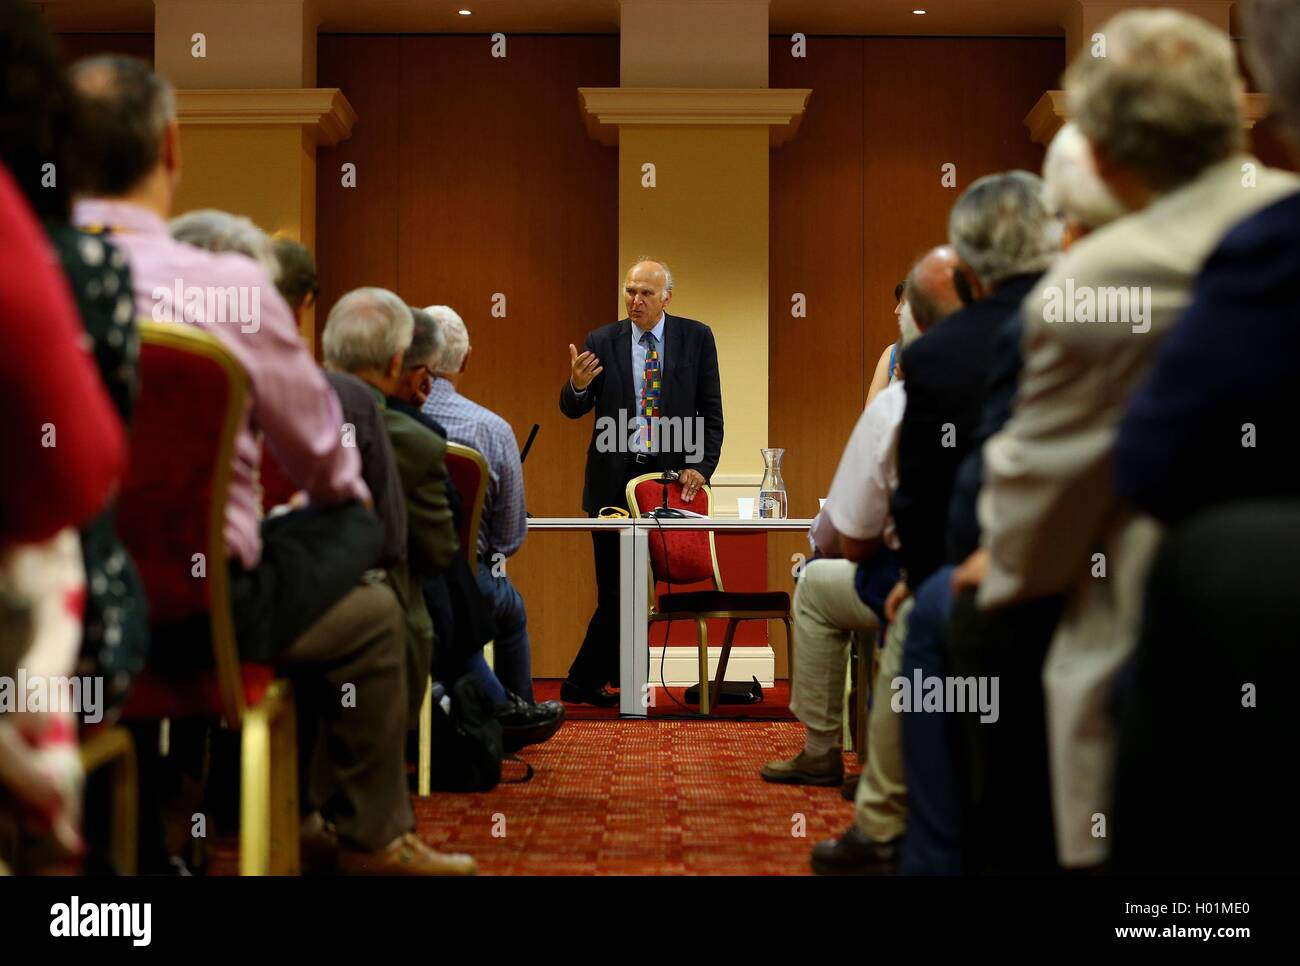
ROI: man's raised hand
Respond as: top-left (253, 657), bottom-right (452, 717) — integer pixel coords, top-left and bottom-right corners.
top-left (569, 343), bottom-right (603, 391)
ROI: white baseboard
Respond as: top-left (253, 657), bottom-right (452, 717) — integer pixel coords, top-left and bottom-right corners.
top-left (645, 645), bottom-right (774, 688)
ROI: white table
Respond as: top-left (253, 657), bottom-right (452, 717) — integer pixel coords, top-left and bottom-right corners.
top-left (527, 517), bottom-right (814, 716)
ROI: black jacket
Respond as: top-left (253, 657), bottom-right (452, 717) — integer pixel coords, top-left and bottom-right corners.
top-left (560, 313), bottom-right (723, 512)
top-left (892, 273), bottom-right (1041, 586)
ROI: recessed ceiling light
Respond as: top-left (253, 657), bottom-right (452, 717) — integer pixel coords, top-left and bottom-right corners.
top-left (913, 9), bottom-right (927, 14)
top-left (458, 8), bottom-right (472, 15)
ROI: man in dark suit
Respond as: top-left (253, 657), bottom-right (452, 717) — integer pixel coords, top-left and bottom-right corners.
top-left (558, 259), bottom-right (724, 705)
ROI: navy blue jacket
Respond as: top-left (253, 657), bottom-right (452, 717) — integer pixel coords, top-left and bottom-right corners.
top-left (1115, 190), bottom-right (1300, 524)
top-left (891, 273), bottom-right (1040, 586)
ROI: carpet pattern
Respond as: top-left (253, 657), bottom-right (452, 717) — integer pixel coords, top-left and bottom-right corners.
top-left (414, 719), bottom-right (858, 875)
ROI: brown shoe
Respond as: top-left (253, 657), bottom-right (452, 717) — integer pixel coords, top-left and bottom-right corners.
top-left (338, 833), bottom-right (477, 876)
top-left (760, 748), bottom-right (843, 786)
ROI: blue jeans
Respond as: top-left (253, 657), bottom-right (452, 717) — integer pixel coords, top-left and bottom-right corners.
top-left (899, 566), bottom-right (963, 875)
top-left (475, 561), bottom-right (534, 704)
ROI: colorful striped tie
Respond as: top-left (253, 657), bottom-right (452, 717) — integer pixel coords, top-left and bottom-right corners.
top-left (640, 331), bottom-right (660, 451)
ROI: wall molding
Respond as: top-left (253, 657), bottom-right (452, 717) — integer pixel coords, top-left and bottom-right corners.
top-left (578, 87), bottom-right (811, 146)
top-left (175, 88), bottom-right (358, 145)
top-left (1026, 89), bottom-right (1271, 147)
top-left (646, 645), bottom-right (775, 688)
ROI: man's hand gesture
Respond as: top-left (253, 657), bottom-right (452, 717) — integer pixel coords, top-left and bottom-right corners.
top-left (569, 344), bottom-right (603, 392)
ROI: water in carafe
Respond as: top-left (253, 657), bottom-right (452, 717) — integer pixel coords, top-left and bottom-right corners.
top-left (758, 447), bottom-right (787, 519)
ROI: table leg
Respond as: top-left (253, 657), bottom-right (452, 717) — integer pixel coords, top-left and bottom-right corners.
top-left (619, 525), bottom-right (649, 717)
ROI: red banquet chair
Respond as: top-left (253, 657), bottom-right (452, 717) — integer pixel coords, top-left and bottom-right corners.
top-left (416, 441), bottom-right (490, 795)
top-left (626, 474), bottom-right (794, 715)
top-left (117, 320), bottom-right (299, 875)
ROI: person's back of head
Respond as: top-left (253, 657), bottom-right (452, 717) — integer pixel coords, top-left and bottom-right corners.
top-left (1064, 9), bottom-right (1244, 199)
top-left (0, 0), bottom-right (83, 220)
top-left (322, 287), bottom-right (414, 392)
top-left (169, 208), bottom-right (280, 281)
top-left (1243, 0), bottom-right (1300, 159)
top-left (272, 238), bottom-right (320, 319)
top-left (1043, 122), bottom-right (1127, 242)
top-left (901, 245), bottom-right (964, 347)
top-left (948, 171), bottom-right (1062, 292)
top-left (70, 54), bottom-right (177, 203)
top-left (394, 306), bottom-right (445, 404)
top-left (425, 305), bottom-right (470, 378)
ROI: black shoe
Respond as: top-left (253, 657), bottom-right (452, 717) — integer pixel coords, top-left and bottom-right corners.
top-left (560, 678), bottom-right (619, 708)
top-left (495, 694), bottom-right (566, 752)
top-left (811, 826), bottom-right (899, 876)
top-left (841, 771), bottom-right (859, 802)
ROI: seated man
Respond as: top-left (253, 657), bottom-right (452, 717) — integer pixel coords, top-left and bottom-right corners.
top-left (320, 289), bottom-right (460, 736)
top-left (419, 306), bottom-right (546, 708)
top-left (72, 55), bottom-right (472, 875)
top-left (393, 307), bottom-right (563, 748)
top-left (759, 245), bottom-right (963, 875)
top-left (971, 9), bottom-right (1297, 871)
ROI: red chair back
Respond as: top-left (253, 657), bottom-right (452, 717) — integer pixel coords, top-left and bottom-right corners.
top-left (116, 321), bottom-right (249, 718)
top-left (445, 443), bottom-right (489, 565)
top-left (627, 475), bottom-right (718, 587)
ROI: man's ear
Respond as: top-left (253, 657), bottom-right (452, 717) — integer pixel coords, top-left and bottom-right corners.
top-left (662, 289), bottom-right (673, 309)
top-left (388, 350), bottom-right (405, 381)
top-left (460, 344), bottom-right (472, 375)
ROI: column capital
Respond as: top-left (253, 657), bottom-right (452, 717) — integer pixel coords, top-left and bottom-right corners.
top-left (1025, 90), bottom-right (1270, 147)
top-left (579, 87), bottom-right (811, 146)
top-left (175, 88), bottom-right (357, 145)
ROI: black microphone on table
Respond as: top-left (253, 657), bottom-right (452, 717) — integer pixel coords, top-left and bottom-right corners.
top-left (648, 469), bottom-right (685, 519)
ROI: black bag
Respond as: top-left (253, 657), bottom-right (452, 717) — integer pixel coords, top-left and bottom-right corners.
top-left (426, 675), bottom-right (504, 792)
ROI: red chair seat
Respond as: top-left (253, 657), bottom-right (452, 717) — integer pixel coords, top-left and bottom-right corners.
top-left (658, 590), bottom-right (791, 614)
top-left (122, 664), bottom-right (276, 719)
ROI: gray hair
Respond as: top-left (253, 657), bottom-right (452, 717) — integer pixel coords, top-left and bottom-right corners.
top-left (1243, 0), bottom-right (1300, 144)
top-left (322, 287), bottom-right (414, 374)
top-left (628, 258), bottom-right (673, 298)
top-left (1042, 123), bottom-right (1127, 229)
top-left (1064, 9), bottom-right (1244, 193)
top-left (405, 306), bottom-right (445, 370)
top-left (425, 305), bottom-right (469, 374)
top-left (169, 209), bottom-right (281, 282)
top-left (70, 55), bottom-right (176, 196)
top-left (948, 171), bottom-right (1062, 288)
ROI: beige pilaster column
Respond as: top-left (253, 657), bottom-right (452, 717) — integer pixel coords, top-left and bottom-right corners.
top-left (581, 0), bottom-right (808, 506)
top-left (1028, 0), bottom-right (1267, 147)
top-left (152, 0), bottom-right (355, 349)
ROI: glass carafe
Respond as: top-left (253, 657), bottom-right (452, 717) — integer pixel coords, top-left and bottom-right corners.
top-left (758, 448), bottom-right (788, 519)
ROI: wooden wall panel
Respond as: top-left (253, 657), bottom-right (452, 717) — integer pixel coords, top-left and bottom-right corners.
top-left (56, 32), bottom-right (154, 64)
top-left (317, 35), bottom-right (619, 678)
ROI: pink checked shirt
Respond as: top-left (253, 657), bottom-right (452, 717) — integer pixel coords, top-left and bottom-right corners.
top-left (74, 199), bottom-right (369, 569)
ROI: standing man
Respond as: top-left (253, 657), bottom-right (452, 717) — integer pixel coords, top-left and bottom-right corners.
top-left (559, 259), bottom-right (723, 706)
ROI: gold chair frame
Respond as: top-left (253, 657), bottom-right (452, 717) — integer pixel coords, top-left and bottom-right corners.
top-left (80, 725), bottom-right (138, 874)
top-left (418, 442), bottom-right (491, 796)
top-left (625, 473), bottom-right (794, 715)
top-left (134, 321), bottom-right (299, 875)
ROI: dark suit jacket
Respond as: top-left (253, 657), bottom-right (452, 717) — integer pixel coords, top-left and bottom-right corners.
top-left (559, 313), bottom-right (723, 512)
top-left (892, 273), bottom-right (1040, 586)
top-left (325, 371), bottom-right (408, 567)
top-left (372, 388), bottom-right (459, 725)
top-left (1116, 190), bottom-right (1300, 524)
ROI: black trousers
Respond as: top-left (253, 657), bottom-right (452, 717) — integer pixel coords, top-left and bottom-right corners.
top-left (567, 457), bottom-right (669, 687)
top-left (1112, 503), bottom-right (1300, 875)
top-left (947, 587), bottom-right (1064, 876)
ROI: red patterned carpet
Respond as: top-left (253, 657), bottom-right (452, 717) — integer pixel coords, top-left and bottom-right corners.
top-left (414, 718), bottom-right (858, 875)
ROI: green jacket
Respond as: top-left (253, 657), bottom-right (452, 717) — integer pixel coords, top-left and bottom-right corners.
top-left (369, 386), bottom-right (459, 726)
